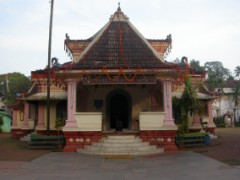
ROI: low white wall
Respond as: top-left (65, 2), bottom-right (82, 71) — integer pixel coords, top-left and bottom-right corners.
top-left (28, 119), bottom-right (35, 129)
top-left (75, 112), bottom-right (102, 131)
top-left (139, 112), bottom-right (165, 130)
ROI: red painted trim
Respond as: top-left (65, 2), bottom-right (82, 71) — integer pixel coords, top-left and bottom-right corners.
top-left (139, 130), bottom-right (178, 152)
top-left (63, 131), bottom-right (103, 152)
top-left (11, 129), bottom-right (32, 139)
top-left (31, 71), bottom-right (56, 79)
top-left (36, 130), bottom-right (64, 136)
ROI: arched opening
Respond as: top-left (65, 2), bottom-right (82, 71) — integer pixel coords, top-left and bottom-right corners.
top-left (107, 90), bottom-right (131, 130)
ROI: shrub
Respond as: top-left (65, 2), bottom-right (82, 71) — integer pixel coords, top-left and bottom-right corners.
top-left (213, 116), bottom-right (226, 127)
top-left (0, 115), bottom-right (3, 133)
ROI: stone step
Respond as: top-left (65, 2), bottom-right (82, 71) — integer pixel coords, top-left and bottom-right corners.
top-left (106, 135), bottom-right (136, 140)
top-left (84, 144), bottom-right (157, 151)
top-left (20, 134), bottom-right (31, 142)
top-left (100, 138), bottom-right (142, 144)
top-left (100, 135), bottom-right (142, 144)
top-left (77, 135), bottom-right (164, 156)
top-left (92, 141), bottom-right (150, 147)
top-left (77, 148), bottom-right (164, 156)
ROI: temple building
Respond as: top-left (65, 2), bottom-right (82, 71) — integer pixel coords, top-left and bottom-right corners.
top-left (11, 6), bottom-right (215, 154)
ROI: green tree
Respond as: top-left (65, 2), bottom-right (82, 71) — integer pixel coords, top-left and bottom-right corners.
top-left (0, 115), bottom-right (3, 133)
top-left (232, 84), bottom-right (240, 124)
top-left (0, 73), bottom-right (32, 106)
top-left (234, 66), bottom-right (240, 79)
top-left (227, 75), bottom-right (235, 81)
top-left (204, 61), bottom-right (230, 90)
top-left (175, 76), bottom-right (202, 134)
top-left (189, 59), bottom-right (205, 72)
top-left (171, 57), bottom-right (181, 64)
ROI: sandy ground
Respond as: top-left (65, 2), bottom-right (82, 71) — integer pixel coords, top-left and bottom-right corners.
top-left (0, 133), bottom-right (51, 161)
top-left (0, 127), bottom-right (239, 165)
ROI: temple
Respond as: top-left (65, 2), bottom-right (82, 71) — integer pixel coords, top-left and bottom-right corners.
top-left (11, 6), bottom-right (215, 154)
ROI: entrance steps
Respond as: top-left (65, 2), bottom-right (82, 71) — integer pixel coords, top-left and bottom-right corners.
top-left (77, 135), bottom-right (164, 156)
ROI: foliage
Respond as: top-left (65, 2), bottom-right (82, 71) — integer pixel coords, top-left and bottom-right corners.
top-left (189, 59), bottom-right (205, 72)
top-left (227, 75), bottom-right (235, 81)
top-left (55, 118), bottom-right (64, 129)
top-left (235, 121), bottom-right (240, 127)
top-left (177, 118), bottom-right (188, 135)
top-left (0, 115), bottom-right (3, 133)
top-left (204, 61), bottom-right (230, 90)
top-left (232, 84), bottom-right (240, 124)
top-left (178, 76), bottom-right (202, 115)
top-left (174, 76), bottom-right (202, 134)
top-left (232, 86), bottom-right (240, 107)
top-left (213, 117), bottom-right (226, 127)
top-left (171, 58), bottom-right (181, 64)
top-left (171, 58), bottom-right (205, 73)
top-left (0, 115), bottom-right (3, 126)
top-left (234, 66), bottom-right (240, 79)
top-left (30, 133), bottom-right (46, 138)
top-left (0, 73), bottom-right (32, 106)
top-left (178, 132), bottom-right (209, 137)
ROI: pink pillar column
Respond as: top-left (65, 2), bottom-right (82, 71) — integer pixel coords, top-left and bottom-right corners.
top-left (64, 80), bottom-right (77, 128)
top-left (11, 109), bottom-right (18, 129)
top-left (163, 81), bottom-right (175, 126)
top-left (22, 102), bottom-right (30, 129)
top-left (36, 104), bottom-right (45, 129)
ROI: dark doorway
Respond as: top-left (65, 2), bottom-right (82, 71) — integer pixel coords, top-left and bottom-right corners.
top-left (107, 90), bottom-right (131, 130)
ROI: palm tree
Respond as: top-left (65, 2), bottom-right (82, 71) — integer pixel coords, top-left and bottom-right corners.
top-left (234, 66), bottom-right (240, 79)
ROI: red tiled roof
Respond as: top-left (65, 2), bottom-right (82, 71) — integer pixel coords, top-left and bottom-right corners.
top-left (64, 8), bottom-right (174, 70)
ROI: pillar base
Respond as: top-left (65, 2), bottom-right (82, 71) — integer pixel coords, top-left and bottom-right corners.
top-left (64, 121), bottom-right (78, 129)
top-left (139, 130), bottom-right (178, 152)
top-left (11, 129), bottom-right (32, 139)
top-left (207, 127), bottom-right (215, 134)
top-left (63, 131), bottom-right (102, 152)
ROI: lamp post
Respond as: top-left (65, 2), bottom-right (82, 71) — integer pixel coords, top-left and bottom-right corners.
top-left (47, 0), bottom-right (54, 134)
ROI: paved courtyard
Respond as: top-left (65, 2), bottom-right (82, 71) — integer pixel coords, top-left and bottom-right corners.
top-left (0, 152), bottom-right (240, 180)
top-left (0, 128), bottom-right (240, 179)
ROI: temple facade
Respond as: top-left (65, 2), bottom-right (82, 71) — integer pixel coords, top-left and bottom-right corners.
top-left (11, 6), bottom-right (215, 152)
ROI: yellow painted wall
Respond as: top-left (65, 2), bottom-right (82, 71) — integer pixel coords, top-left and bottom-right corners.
top-left (78, 85), bottom-right (163, 130)
top-left (44, 102), bottom-right (58, 130)
top-left (16, 109), bottom-right (24, 128)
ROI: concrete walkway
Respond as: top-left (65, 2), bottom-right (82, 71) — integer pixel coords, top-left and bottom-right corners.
top-left (0, 152), bottom-right (240, 180)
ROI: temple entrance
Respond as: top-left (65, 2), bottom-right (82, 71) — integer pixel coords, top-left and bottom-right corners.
top-left (107, 90), bottom-right (131, 130)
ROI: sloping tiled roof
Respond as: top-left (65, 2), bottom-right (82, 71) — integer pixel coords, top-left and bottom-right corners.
top-left (64, 7), bottom-right (174, 70)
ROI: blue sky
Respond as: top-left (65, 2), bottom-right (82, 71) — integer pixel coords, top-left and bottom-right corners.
top-left (0, 0), bottom-right (240, 76)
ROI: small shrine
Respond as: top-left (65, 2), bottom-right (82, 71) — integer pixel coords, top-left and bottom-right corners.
top-left (11, 5), bottom-right (215, 153)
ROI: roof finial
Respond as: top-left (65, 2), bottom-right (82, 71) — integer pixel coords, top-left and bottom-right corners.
top-left (117, 2), bottom-right (121, 11)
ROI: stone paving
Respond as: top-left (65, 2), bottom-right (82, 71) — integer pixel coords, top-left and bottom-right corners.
top-left (0, 152), bottom-right (240, 180)
top-left (0, 128), bottom-right (240, 179)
